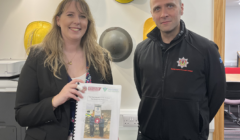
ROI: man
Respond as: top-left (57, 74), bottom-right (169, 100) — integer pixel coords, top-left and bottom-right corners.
top-left (99, 115), bottom-right (105, 138)
top-left (89, 113), bottom-right (95, 137)
top-left (133, 0), bottom-right (226, 139)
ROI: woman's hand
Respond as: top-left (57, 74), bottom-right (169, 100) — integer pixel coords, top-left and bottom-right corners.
top-left (52, 79), bottom-right (85, 108)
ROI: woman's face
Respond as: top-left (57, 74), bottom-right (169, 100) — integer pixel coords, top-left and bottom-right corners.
top-left (57, 1), bottom-right (88, 43)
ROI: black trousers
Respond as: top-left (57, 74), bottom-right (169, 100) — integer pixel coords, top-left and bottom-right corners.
top-left (90, 125), bottom-right (94, 136)
top-left (99, 126), bottom-right (104, 137)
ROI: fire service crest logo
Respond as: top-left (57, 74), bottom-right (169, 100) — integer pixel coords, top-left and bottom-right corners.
top-left (177, 57), bottom-right (189, 68)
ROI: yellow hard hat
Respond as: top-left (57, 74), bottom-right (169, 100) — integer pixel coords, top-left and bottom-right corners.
top-left (143, 17), bottom-right (156, 40)
top-left (115, 0), bottom-right (133, 4)
top-left (24, 21), bottom-right (51, 53)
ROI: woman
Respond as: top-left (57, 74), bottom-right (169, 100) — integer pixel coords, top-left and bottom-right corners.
top-left (14, 0), bottom-right (112, 140)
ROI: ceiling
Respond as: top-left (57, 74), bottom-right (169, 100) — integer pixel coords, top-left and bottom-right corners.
top-left (226, 0), bottom-right (240, 6)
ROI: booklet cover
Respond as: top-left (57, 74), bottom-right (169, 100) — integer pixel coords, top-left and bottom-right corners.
top-left (73, 83), bottom-right (121, 140)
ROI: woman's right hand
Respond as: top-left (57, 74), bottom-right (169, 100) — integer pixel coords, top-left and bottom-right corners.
top-left (52, 79), bottom-right (85, 108)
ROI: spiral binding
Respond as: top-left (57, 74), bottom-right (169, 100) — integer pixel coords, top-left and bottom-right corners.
top-left (72, 101), bottom-right (79, 140)
top-left (73, 70), bottom-right (91, 139)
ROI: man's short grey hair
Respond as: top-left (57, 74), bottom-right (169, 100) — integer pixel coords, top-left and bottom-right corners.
top-left (177, 0), bottom-right (182, 5)
top-left (179, 0), bottom-right (182, 5)
top-left (150, 0), bottom-right (182, 8)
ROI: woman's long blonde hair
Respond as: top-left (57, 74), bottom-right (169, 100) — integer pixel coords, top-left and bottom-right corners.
top-left (32, 0), bottom-right (111, 80)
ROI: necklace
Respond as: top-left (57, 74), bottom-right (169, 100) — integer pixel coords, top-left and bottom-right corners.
top-left (66, 51), bottom-right (77, 65)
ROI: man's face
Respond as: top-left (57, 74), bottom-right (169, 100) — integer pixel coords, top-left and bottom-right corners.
top-left (150, 0), bottom-right (183, 34)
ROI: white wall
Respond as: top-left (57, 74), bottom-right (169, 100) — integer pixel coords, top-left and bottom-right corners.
top-left (0, 0), bottom-right (214, 110)
top-left (225, 6), bottom-right (240, 67)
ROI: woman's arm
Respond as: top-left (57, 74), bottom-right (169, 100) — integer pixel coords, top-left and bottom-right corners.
top-left (14, 50), bottom-right (58, 127)
top-left (15, 49), bottom-right (85, 127)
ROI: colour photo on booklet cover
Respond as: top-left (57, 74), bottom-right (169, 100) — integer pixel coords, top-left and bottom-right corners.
top-left (83, 103), bottom-right (112, 139)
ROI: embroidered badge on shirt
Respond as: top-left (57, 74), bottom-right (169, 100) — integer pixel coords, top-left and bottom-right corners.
top-left (177, 57), bottom-right (189, 68)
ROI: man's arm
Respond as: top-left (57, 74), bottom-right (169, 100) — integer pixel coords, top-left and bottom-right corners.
top-left (134, 46), bottom-right (142, 99)
top-left (206, 43), bottom-right (226, 122)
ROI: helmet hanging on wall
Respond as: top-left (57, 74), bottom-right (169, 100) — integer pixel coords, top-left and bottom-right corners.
top-left (115, 0), bottom-right (133, 4)
top-left (24, 21), bottom-right (51, 54)
top-left (99, 27), bottom-right (133, 62)
top-left (143, 17), bottom-right (156, 40)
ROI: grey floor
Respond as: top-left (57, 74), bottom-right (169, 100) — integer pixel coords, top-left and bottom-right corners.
top-left (224, 105), bottom-right (240, 140)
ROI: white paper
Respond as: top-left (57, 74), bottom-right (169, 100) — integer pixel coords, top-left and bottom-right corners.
top-left (73, 83), bottom-right (121, 140)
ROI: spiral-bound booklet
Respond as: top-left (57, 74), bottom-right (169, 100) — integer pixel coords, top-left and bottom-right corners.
top-left (73, 83), bottom-right (121, 140)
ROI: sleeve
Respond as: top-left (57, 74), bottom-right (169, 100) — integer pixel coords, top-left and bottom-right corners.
top-left (134, 45), bottom-right (142, 99)
top-left (206, 43), bottom-right (226, 122)
top-left (14, 49), bottom-right (59, 127)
